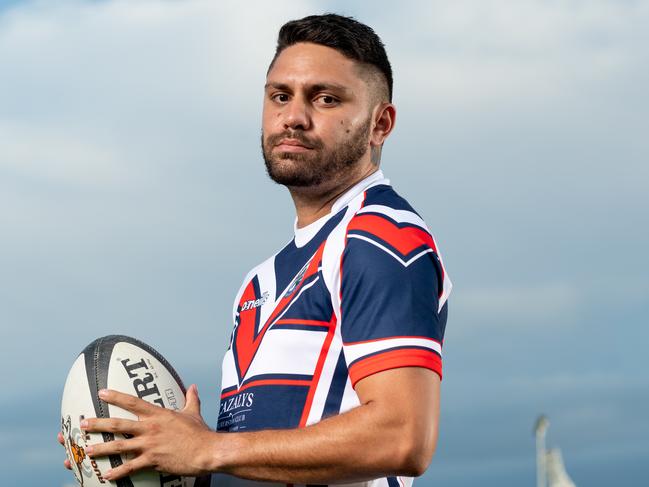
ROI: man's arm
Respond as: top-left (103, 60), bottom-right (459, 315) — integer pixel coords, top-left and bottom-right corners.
top-left (212, 367), bottom-right (440, 483)
top-left (81, 367), bottom-right (440, 483)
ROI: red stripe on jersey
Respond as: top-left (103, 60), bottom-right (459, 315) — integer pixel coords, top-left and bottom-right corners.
top-left (233, 243), bottom-right (326, 382)
top-left (348, 348), bottom-right (442, 388)
top-left (220, 379), bottom-right (312, 399)
top-left (274, 319), bottom-right (332, 327)
top-left (298, 313), bottom-right (337, 427)
top-left (343, 335), bottom-right (442, 347)
top-left (233, 280), bottom-right (260, 382)
top-left (347, 214), bottom-right (437, 256)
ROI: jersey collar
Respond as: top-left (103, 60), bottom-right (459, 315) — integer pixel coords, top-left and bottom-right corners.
top-left (293, 170), bottom-right (390, 248)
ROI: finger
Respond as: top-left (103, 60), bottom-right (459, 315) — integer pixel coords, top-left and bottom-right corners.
top-left (98, 389), bottom-right (153, 416)
top-left (86, 436), bottom-right (142, 458)
top-left (82, 417), bottom-right (143, 435)
top-left (183, 384), bottom-right (201, 416)
top-left (57, 432), bottom-right (65, 446)
top-left (103, 455), bottom-right (150, 481)
top-left (64, 458), bottom-right (72, 470)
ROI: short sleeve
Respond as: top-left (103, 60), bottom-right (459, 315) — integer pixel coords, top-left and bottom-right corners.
top-left (340, 216), bottom-right (448, 387)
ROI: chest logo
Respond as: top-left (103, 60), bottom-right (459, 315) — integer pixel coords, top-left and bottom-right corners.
top-left (283, 261), bottom-right (310, 298)
top-left (231, 244), bottom-right (326, 385)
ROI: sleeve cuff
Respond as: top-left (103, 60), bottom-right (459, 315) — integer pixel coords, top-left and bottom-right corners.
top-left (348, 348), bottom-right (442, 388)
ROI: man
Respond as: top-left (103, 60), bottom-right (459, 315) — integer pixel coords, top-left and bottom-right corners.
top-left (59, 14), bottom-right (451, 487)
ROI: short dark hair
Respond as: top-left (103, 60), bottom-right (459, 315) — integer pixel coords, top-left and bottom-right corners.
top-left (269, 14), bottom-right (393, 102)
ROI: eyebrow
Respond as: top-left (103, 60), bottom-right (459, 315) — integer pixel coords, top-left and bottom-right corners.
top-left (264, 82), bottom-right (352, 96)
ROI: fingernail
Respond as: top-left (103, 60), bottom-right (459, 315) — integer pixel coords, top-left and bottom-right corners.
top-left (104, 469), bottom-right (113, 480)
top-left (98, 389), bottom-right (108, 399)
top-left (80, 420), bottom-right (88, 428)
top-left (85, 445), bottom-right (93, 455)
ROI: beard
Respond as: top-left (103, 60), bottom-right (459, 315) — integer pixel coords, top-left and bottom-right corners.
top-left (261, 117), bottom-right (372, 188)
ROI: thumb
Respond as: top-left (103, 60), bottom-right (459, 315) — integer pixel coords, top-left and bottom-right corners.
top-left (183, 383), bottom-right (201, 416)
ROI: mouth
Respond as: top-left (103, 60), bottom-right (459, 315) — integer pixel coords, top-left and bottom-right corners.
top-left (274, 138), bottom-right (314, 152)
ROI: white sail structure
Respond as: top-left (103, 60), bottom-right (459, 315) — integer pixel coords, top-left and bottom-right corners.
top-left (534, 416), bottom-right (550, 487)
top-left (534, 416), bottom-right (577, 487)
top-left (546, 448), bottom-right (576, 487)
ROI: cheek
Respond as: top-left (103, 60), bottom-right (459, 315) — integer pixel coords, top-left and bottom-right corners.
top-left (340, 115), bottom-right (369, 137)
top-left (261, 108), bottom-right (278, 134)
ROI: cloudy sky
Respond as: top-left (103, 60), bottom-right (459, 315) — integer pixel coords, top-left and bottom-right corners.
top-left (1, 1), bottom-right (648, 486)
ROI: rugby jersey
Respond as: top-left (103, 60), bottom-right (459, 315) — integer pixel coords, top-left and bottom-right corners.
top-left (212, 170), bottom-right (451, 487)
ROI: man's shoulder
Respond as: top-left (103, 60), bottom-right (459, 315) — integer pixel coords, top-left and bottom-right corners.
top-left (361, 183), bottom-right (423, 216)
top-left (345, 184), bottom-right (433, 249)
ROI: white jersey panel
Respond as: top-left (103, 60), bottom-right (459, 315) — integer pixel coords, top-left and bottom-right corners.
top-left (245, 328), bottom-right (329, 378)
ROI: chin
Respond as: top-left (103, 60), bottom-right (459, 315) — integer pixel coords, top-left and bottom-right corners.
top-left (266, 166), bottom-right (322, 188)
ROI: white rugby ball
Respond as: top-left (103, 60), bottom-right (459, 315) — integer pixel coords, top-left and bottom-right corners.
top-left (60, 335), bottom-right (196, 487)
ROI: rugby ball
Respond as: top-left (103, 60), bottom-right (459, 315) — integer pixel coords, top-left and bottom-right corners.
top-left (61, 335), bottom-right (195, 487)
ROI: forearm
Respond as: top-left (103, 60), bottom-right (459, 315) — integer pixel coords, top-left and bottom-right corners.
top-left (76, 369), bottom-right (439, 483)
top-left (208, 401), bottom-right (421, 484)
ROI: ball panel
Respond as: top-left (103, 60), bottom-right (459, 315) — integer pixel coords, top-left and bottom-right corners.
top-left (105, 341), bottom-right (192, 487)
top-left (107, 341), bottom-right (186, 415)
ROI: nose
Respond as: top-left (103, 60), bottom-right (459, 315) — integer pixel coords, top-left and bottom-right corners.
top-left (283, 96), bottom-right (311, 131)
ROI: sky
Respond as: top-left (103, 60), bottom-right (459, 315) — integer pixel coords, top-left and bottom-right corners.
top-left (1, 0), bottom-right (648, 486)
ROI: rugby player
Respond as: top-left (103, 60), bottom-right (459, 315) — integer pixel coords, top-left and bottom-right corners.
top-left (59, 14), bottom-right (451, 487)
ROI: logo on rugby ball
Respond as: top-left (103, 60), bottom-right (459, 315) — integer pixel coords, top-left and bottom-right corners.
top-left (62, 415), bottom-right (109, 485)
top-left (61, 415), bottom-right (87, 486)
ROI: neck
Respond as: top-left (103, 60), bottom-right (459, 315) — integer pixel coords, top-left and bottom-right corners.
top-left (290, 163), bottom-right (378, 228)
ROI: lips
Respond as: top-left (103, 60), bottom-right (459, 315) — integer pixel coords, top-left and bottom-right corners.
top-left (275, 138), bottom-right (313, 150)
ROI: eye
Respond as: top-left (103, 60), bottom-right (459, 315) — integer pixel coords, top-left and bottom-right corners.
top-left (315, 94), bottom-right (339, 106)
top-left (271, 93), bottom-right (290, 104)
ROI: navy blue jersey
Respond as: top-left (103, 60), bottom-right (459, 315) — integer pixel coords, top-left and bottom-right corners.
top-left (214, 171), bottom-right (451, 487)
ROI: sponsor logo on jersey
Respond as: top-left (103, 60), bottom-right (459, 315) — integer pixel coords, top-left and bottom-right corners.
top-left (241, 291), bottom-right (269, 312)
top-left (219, 391), bottom-right (254, 414)
top-left (218, 392), bottom-right (255, 431)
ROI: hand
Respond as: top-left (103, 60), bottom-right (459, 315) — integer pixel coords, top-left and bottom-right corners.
top-left (80, 384), bottom-right (214, 481)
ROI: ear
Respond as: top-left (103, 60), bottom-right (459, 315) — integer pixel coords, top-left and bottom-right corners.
top-left (370, 102), bottom-right (396, 147)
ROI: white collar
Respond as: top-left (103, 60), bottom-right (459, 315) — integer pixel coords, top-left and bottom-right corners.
top-left (293, 170), bottom-right (389, 248)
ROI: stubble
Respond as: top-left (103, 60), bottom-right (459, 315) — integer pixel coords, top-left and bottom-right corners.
top-left (261, 117), bottom-right (372, 188)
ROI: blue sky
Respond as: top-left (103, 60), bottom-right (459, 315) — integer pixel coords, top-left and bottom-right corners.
top-left (1, 1), bottom-right (648, 486)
